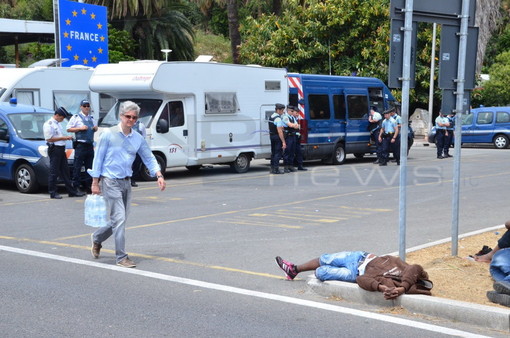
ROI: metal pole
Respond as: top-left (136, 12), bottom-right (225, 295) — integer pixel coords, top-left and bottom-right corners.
top-left (398, 0), bottom-right (413, 261)
top-left (451, 0), bottom-right (470, 256)
top-left (53, 0), bottom-right (61, 65)
top-left (427, 23), bottom-right (437, 136)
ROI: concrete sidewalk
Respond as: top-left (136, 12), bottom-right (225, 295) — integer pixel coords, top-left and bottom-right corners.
top-left (306, 275), bottom-right (510, 332)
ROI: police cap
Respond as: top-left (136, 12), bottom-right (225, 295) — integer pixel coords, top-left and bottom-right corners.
top-left (287, 105), bottom-right (297, 111)
top-left (55, 107), bottom-right (70, 117)
top-left (275, 103), bottom-right (285, 110)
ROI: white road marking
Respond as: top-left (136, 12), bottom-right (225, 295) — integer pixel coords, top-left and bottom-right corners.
top-left (0, 244), bottom-right (488, 338)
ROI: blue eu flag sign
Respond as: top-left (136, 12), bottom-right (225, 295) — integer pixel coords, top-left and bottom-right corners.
top-left (59, 0), bottom-right (108, 67)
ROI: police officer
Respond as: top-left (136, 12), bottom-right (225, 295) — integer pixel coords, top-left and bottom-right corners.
top-left (389, 108), bottom-right (401, 165)
top-left (291, 106), bottom-right (308, 171)
top-left (283, 105), bottom-right (300, 173)
top-left (368, 106), bottom-right (382, 164)
top-left (378, 110), bottom-right (399, 166)
top-left (268, 103), bottom-right (287, 174)
top-left (67, 99), bottom-right (97, 192)
top-left (44, 107), bottom-right (85, 199)
top-left (444, 112), bottom-right (455, 158)
top-left (435, 111), bottom-right (450, 159)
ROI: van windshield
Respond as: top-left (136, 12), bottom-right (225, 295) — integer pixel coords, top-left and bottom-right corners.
top-left (8, 112), bottom-right (54, 140)
top-left (99, 99), bottom-right (162, 128)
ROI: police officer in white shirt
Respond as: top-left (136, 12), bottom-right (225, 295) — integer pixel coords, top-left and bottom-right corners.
top-left (43, 107), bottom-right (85, 199)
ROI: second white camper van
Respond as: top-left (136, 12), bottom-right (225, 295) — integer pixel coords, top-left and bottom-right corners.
top-left (90, 60), bottom-right (288, 177)
top-left (0, 65), bottom-right (114, 119)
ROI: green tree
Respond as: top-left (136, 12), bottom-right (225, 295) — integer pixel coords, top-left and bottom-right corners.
top-left (107, 24), bottom-right (137, 63)
top-left (477, 50), bottom-right (510, 106)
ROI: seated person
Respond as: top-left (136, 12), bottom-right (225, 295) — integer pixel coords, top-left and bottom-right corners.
top-left (275, 251), bottom-right (432, 300)
top-left (474, 220), bottom-right (510, 263)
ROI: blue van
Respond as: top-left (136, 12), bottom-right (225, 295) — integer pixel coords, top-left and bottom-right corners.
top-left (288, 74), bottom-right (399, 164)
top-left (461, 107), bottom-right (510, 149)
top-left (0, 102), bottom-right (72, 193)
top-left (428, 106), bottom-right (510, 149)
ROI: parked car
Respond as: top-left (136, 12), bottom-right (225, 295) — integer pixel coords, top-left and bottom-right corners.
top-left (427, 106), bottom-right (510, 149)
top-left (0, 102), bottom-right (73, 193)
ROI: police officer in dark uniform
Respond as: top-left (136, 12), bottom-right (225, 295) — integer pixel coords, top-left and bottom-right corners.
top-left (435, 111), bottom-right (450, 159)
top-left (283, 105), bottom-right (299, 173)
top-left (268, 103), bottom-right (287, 174)
top-left (43, 107), bottom-right (85, 199)
top-left (67, 99), bottom-right (97, 192)
top-left (291, 106), bottom-right (308, 171)
top-left (378, 110), bottom-right (399, 166)
top-left (444, 112), bottom-right (455, 157)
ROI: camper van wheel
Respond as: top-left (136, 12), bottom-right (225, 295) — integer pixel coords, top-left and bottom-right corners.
top-left (140, 154), bottom-right (166, 181)
top-left (230, 153), bottom-right (251, 173)
top-left (353, 153), bottom-right (364, 159)
top-left (493, 134), bottom-right (509, 149)
top-left (15, 163), bottom-right (39, 193)
top-left (331, 144), bottom-right (346, 165)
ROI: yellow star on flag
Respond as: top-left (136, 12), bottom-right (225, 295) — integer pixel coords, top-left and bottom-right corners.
top-left (90, 13), bottom-right (96, 20)
top-left (81, 8), bottom-right (87, 15)
top-left (63, 31), bottom-right (69, 38)
top-left (72, 10), bottom-right (78, 17)
top-left (100, 36), bottom-right (105, 42)
top-left (83, 59), bottom-right (89, 65)
top-left (66, 44), bottom-right (72, 51)
top-left (65, 18), bottom-right (71, 25)
top-left (92, 56), bottom-right (97, 62)
top-left (97, 23), bottom-right (103, 30)
top-left (73, 54), bottom-right (80, 61)
top-left (98, 48), bottom-right (103, 54)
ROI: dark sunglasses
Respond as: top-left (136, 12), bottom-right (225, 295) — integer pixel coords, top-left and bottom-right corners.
top-left (123, 114), bottom-right (138, 120)
top-left (82, 105), bottom-right (90, 108)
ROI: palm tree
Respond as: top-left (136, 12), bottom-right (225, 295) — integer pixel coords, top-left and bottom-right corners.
top-left (476, 0), bottom-right (502, 72)
top-left (86, 0), bottom-right (194, 60)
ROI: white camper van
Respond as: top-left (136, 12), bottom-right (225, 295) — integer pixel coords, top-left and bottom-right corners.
top-left (90, 61), bottom-right (288, 177)
top-left (0, 66), bottom-right (114, 118)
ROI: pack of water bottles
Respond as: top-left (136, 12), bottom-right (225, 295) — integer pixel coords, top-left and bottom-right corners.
top-left (84, 194), bottom-right (107, 228)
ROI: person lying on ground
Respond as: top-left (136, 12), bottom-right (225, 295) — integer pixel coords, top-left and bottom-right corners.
top-left (474, 220), bottom-right (510, 263)
top-left (275, 251), bottom-right (432, 300)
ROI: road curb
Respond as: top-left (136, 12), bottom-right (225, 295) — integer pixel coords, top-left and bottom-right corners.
top-left (306, 275), bottom-right (510, 331)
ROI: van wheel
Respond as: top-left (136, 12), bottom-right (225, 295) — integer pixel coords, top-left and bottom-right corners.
top-left (140, 154), bottom-right (166, 181)
top-left (354, 153), bottom-right (364, 159)
top-left (331, 144), bottom-right (346, 165)
top-left (230, 153), bottom-right (251, 173)
top-left (493, 134), bottom-right (509, 149)
top-left (15, 163), bottom-right (39, 193)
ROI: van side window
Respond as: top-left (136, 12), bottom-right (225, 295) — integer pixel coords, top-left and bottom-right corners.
top-left (462, 113), bottom-right (473, 125)
top-left (308, 94), bottom-right (330, 120)
top-left (333, 94), bottom-right (346, 120)
top-left (0, 118), bottom-right (8, 142)
top-left (347, 95), bottom-right (369, 119)
top-left (159, 101), bottom-right (185, 128)
top-left (476, 112), bottom-right (493, 125)
top-left (496, 111), bottom-right (510, 123)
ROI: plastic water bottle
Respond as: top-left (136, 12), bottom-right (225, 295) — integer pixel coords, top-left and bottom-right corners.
top-left (96, 196), bottom-right (107, 227)
top-left (84, 195), bottom-right (93, 226)
top-left (85, 195), bottom-right (107, 227)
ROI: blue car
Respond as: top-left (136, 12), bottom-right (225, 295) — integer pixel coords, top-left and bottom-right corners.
top-left (0, 102), bottom-right (73, 193)
top-left (427, 107), bottom-right (510, 149)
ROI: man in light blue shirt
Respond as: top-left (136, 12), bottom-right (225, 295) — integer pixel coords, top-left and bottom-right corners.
top-left (88, 100), bottom-right (166, 268)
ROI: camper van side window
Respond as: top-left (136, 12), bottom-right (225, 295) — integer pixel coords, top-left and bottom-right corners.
top-left (15, 90), bottom-right (36, 106)
top-left (346, 95), bottom-right (369, 119)
top-left (205, 93), bottom-right (239, 114)
top-left (333, 94), bottom-right (346, 120)
top-left (308, 94), bottom-right (330, 120)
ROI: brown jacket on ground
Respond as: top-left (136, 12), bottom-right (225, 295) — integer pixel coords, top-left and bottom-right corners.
top-left (356, 255), bottom-right (432, 296)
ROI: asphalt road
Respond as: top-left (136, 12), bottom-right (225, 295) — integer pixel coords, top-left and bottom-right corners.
top-left (1, 143), bottom-right (509, 337)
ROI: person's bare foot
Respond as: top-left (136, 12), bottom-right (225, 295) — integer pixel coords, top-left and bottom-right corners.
top-left (473, 252), bottom-right (493, 263)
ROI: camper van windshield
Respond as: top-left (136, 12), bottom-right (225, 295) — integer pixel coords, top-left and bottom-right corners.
top-left (100, 99), bottom-right (162, 127)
